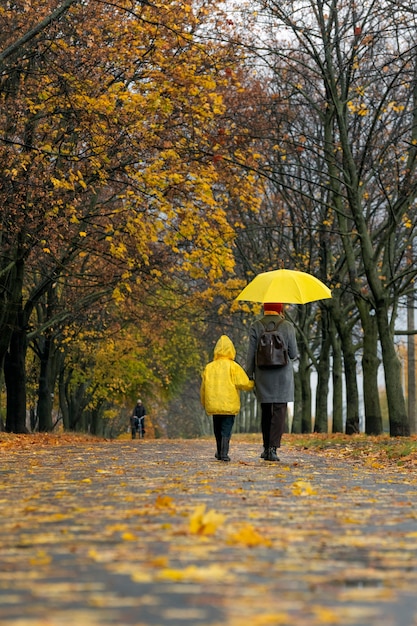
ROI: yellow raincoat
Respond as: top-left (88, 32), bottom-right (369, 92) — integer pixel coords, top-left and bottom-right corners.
top-left (200, 335), bottom-right (254, 415)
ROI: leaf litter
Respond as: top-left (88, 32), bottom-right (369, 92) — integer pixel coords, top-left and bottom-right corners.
top-left (0, 433), bottom-right (417, 625)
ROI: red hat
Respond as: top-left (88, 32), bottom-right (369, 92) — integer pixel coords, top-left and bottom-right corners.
top-left (263, 302), bottom-right (284, 314)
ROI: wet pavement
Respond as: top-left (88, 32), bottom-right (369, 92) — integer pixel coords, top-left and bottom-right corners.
top-left (0, 437), bottom-right (416, 625)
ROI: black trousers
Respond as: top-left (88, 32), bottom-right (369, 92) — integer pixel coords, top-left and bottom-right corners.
top-left (213, 415), bottom-right (235, 450)
top-left (261, 403), bottom-right (287, 449)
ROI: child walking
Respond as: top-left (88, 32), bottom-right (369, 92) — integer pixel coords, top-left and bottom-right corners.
top-left (200, 335), bottom-right (254, 462)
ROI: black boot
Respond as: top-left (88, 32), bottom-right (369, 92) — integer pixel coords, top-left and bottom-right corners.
top-left (266, 447), bottom-right (280, 461)
top-left (260, 447), bottom-right (267, 459)
top-left (220, 437), bottom-right (231, 462)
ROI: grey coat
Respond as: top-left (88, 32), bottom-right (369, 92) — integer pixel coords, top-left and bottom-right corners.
top-left (245, 314), bottom-right (298, 403)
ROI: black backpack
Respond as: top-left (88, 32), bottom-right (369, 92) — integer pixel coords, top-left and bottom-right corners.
top-left (256, 318), bottom-right (288, 368)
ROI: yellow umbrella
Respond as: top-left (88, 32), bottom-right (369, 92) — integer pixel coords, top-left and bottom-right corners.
top-left (236, 269), bottom-right (332, 304)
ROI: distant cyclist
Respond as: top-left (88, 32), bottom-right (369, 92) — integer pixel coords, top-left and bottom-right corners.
top-left (132, 399), bottom-right (146, 438)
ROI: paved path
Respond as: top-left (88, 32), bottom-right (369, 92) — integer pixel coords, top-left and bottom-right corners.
top-left (0, 437), bottom-right (417, 625)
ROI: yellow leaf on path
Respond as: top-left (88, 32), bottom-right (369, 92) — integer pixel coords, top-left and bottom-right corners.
top-left (155, 495), bottom-right (174, 508)
top-left (105, 523), bottom-right (128, 533)
top-left (157, 563), bottom-right (233, 582)
top-left (292, 480), bottom-right (317, 496)
top-left (157, 568), bottom-right (185, 582)
top-left (341, 516), bottom-right (362, 524)
top-left (131, 570), bottom-right (153, 583)
top-left (29, 550), bottom-right (51, 566)
top-left (227, 523), bottom-right (272, 547)
top-left (312, 605), bottom-right (342, 623)
top-left (121, 532), bottom-right (137, 541)
top-left (189, 504), bottom-right (225, 535)
top-left (88, 548), bottom-right (98, 560)
top-left (367, 461), bottom-right (385, 469)
top-left (149, 556), bottom-right (169, 568)
top-left (251, 614), bottom-right (293, 625)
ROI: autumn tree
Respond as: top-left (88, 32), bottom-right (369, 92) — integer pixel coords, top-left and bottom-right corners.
top-left (199, 51), bottom-right (335, 433)
top-left (0, 0), bottom-right (262, 433)
top-left (225, 0), bottom-right (417, 436)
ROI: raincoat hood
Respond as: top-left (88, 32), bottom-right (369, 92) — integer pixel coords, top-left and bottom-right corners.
top-left (213, 335), bottom-right (236, 361)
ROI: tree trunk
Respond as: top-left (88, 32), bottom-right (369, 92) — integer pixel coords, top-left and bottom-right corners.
top-left (343, 348), bottom-right (360, 434)
top-left (292, 371), bottom-right (302, 433)
top-left (68, 383), bottom-right (88, 432)
top-left (376, 305), bottom-right (409, 436)
top-left (301, 380), bottom-right (312, 433)
top-left (314, 312), bottom-right (331, 433)
top-left (249, 394), bottom-right (258, 432)
top-left (37, 335), bottom-right (54, 432)
top-left (298, 348), bottom-right (312, 433)
top-left (407, 291), bottom-right (416, 434)
top-left (332, 303), bottom-right (360, 434)
top-left (335, 320), bottom-right (360, 434)
top-left (0, 258), bottom-right (24, 373)
top-left (4, 324), bottom-right (28, 433)
top-left (35, 284), bottom-right (60, 432)
top-left (362, 312), bottom-right (382, 435)
top-left (330, 322), bottom-right (344, 433)
top-left (58, 363), bottom-right (70, 431)
top-left (90, 408), bottom-right (100, 435)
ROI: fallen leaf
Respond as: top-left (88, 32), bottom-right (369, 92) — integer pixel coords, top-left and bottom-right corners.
top-left (227, 523), bottom-right (272, 547)
top-left (189, 504), bottom-right (225, 535)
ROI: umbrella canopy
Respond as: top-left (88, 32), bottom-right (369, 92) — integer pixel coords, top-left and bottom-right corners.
top-left (236, 269), bottom-right (332, 305)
